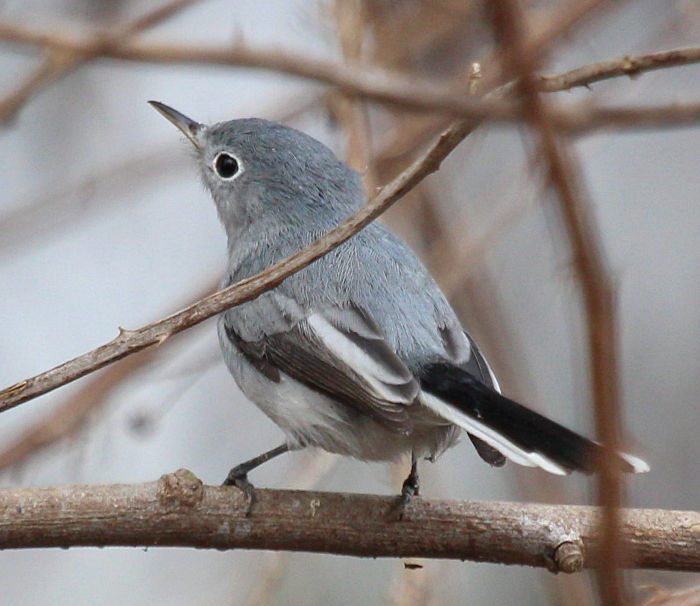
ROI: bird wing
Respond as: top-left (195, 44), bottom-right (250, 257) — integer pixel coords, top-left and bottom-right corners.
top-left (223, 301), bottom-right (420, 435)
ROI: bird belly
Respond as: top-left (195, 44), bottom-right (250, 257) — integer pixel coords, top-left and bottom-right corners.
top-left (224, 348), bottom-right (459, 462)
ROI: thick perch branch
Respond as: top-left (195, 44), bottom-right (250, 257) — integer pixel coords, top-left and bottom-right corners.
top-left (0, 470), bottom-right (697, 573)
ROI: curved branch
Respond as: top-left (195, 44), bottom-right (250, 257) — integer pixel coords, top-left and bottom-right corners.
top-left (0, 470), bottom-right (697, 573)
top-left (0, 128), bottom-right (458, 413)
top-left (2, 21), bottom-right (700, 125)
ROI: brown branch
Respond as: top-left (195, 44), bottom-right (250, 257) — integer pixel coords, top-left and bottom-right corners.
top-left (3, 20), bottom-right (700, 128)
top-left (328, 0), bottom-right (375, 183)
top-left (0, 125), bottom-right (464, 414)
top-left (537, 45), bottom-right (700, 92)
top-left (0, 470), bottom-right (697, 571)
top-left (490, 1), bottom-right (631, 604)
top-left (0, 21), bottom-right (517, 122)
top-left (0, 0), bottom-right (202, 123)
top-left (378, 43), bottom-right (700, 169)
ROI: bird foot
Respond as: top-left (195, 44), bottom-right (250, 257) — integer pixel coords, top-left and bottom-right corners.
top-left (223, 466), bottom-right (256, 516)
top-left (394, 470), bottom-right (420, 520)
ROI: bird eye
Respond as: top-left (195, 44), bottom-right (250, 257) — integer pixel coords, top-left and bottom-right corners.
top-left (214, 152), bottom-right (240, 180)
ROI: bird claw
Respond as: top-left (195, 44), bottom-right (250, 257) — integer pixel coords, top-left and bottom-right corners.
top-left (223, 467), bottom-right (256, 516)
top-left (393, 471), bottom-right (420, 521)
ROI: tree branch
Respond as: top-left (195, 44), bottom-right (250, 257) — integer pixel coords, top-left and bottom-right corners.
top-left (0, 0), bottom-right (202, 123)
top-left (490, 1), bottom-right (633, 603)
top-left (2, 21), bottom-right (700, 128)
top-left (537, 46), bottom-right (700, 92)
top-left (0, 126), bottom-right (461, 413)
top-left (0, 470), bottom-right (697, 572)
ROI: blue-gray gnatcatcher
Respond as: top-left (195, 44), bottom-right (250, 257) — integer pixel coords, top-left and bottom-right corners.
top-left (150, 101), bottom-right (648, 499)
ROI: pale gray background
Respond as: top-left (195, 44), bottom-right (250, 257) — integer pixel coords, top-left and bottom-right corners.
top-left (0, 1), bottom-right (698, 604)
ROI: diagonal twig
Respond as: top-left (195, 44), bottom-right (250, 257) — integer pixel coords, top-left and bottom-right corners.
top-left (0, 125), bottom-right (466, 414)
top-left (537, 46), bottom-right (700, 92)
top-left (4, 6), bottom-right (699, 416)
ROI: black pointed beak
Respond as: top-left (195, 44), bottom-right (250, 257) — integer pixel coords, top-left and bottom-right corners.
top-left (149, 100), bottom-right (203, 149)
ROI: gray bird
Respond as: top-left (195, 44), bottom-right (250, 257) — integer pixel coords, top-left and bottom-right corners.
top-left (150, 101), bottom-right (648, 500)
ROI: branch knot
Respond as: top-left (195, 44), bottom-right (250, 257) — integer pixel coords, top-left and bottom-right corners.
top-left (550, 540), bottom-right (584, 573)
top-left (157, 469), bottom-right (204, 508)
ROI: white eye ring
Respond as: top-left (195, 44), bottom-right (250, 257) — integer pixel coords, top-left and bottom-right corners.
top-left (213, 152), bottom-right (242, 180)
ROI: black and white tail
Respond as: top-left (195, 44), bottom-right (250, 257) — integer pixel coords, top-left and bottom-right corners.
top-left (419, 363), bottom-right (649, 475)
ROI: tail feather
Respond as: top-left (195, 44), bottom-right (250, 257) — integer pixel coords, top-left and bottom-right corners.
top-left (419, 363), bottom-right (649, 475)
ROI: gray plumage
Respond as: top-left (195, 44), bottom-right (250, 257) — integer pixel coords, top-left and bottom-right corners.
top-left (150, 101), bottom-right (649, 479)
top-left (211, 118), bottom-right (475, 461)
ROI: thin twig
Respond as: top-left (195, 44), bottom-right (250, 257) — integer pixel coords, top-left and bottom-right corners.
top-left (0, 470), bottom-right (697, 571)
top-left (0, 0), bottom-right (202, 123)
top-left (537, 46), bottom-right (700, 92)
top-left (490, 1), bottom-right (629, 604)
top-left (0, 126), bottom-right (463, 413)
top-left (378, 40), bottom-right (700, 167)
top-left (0, 20), bottom-right (514, 121)
top-left (3, 21), bottom-right (700, 127)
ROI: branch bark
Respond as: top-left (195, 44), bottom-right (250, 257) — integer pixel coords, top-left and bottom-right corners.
top-left (0, 470), bottom-right (697, 573)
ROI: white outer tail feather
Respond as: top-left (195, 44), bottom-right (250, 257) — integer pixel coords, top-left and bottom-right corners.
top-left (421, 392), bottom-right (649, 475)
top-left (421, 393), bottom-right (568, 475)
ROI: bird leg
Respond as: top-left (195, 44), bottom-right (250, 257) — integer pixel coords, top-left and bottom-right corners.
top-left (223, 443), bottom-right (289, 514)
top-left (395, 451), bottom-right (420, 520)
top-left (401, 452), bottom-right (420, 499)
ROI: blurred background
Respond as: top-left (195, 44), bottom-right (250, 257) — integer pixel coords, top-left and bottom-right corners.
top-left (0, 0), bottom-right (698, 604)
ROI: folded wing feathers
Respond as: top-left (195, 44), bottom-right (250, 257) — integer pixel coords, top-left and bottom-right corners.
top-left (231, 301), bottom-right (648, 476)
top-left (307, 311), bottom-right (418, 401)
